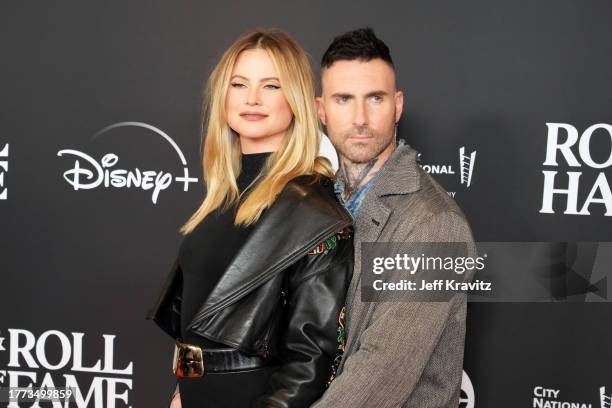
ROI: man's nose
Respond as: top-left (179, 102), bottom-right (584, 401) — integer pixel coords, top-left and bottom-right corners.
top-left (246, 86), bottom-right (261, 106)
top-left (353, 100), bottom-right (368, 126)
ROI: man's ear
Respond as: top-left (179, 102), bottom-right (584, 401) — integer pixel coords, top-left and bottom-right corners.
top-left (315, 96), bottom-right (326, 126)
top-left (394, 90), bottom-right (404, 123)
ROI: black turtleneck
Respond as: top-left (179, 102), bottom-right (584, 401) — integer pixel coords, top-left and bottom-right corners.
top-left (178, 151), bottom-right (271, 347)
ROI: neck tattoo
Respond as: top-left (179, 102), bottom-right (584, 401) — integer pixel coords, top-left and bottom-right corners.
top-left (341, 158), bottom-right (378, 199)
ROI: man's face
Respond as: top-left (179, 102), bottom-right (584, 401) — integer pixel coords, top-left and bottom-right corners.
top-left (317, 58), bottom-right (403, 164)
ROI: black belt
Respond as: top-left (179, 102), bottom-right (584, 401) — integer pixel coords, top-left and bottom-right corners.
top-left (173, 342), bottom-right (270, 378)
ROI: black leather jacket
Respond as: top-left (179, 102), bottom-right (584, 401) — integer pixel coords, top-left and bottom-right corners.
top-left (147, 174), bottom-right (353, 407)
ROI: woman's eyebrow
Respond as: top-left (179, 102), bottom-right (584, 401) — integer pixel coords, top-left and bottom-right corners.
top-left (230, 75), bottom-right (280, 81)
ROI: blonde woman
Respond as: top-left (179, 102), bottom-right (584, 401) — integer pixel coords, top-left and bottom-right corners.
top-left (147, 29), bottom-right (353, 408)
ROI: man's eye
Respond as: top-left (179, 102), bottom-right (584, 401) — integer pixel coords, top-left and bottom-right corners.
top-left (370, 95), bottom-right (383, 103)
top-left (231, 83), bottom-right (246, 88)
top-left (337, 96), bottom-right (350, 104)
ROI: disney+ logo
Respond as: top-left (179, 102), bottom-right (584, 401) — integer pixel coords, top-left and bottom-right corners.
top-left (57, 122), bottom-right (198, 204)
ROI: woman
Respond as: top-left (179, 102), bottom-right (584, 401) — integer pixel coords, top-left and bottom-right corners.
top-left (147, 29), bottom-right (353, 408)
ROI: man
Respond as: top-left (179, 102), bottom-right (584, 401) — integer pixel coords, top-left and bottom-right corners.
top-left (312, 28), bottom-right (474, 407)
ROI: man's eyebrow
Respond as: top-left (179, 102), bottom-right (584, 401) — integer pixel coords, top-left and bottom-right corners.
top-left (329, 91), bottom-right (389, 98)
top-left (230, 75), bottom-right (280, 81)
top-left (330, 92), bottom-right (354, 99)
top-left (366, 90), bottom-right (389, 97)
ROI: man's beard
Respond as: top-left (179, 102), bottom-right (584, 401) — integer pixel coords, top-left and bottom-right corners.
top-left (337, 125), bottom-right (393, 164)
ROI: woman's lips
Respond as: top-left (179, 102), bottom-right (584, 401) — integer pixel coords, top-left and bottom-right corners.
top-left (240, 113), bottom-right (268, 121)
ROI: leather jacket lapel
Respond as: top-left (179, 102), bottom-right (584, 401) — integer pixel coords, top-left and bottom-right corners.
top-left (188, 175), bottom-right (352, 327)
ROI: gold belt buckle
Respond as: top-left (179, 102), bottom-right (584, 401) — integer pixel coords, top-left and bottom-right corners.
top-left (173, 342), bottom-right (204, 378)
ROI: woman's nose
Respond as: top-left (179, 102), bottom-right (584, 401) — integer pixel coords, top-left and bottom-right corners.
top-left (246, 87), bottom-right (261, 106)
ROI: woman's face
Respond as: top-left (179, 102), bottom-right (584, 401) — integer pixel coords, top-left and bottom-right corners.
top-left (226, 48), bottom-right (293, 153)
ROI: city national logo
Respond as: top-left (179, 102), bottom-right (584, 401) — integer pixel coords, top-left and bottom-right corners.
top-left (459, 370), bottom-right (475, 408)
top-left (459, 147), bottom-right (477, 188)
top-left (57, 122), bottom-right (198, 204)
top-left (601, 386), bottom-right (611, 408)
top-left (0, 143), bottom-right (8, 200)
top-left (533, 385), bottom-right (595, 408)
top-left (419, 146), bottom-right (477, 198)
top-left (0, 328), bottom-right (133, 407)
top-left (540, 123), bottom-right (612, 216)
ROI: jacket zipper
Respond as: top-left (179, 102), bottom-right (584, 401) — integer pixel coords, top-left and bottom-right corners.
top-left (258, 334), bottom-right (270, 359)
top-left (258, 285), bottom-right (288, 359)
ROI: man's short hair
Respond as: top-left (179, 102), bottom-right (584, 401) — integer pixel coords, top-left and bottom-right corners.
top-left (321, 27), bottom-right (394, 70)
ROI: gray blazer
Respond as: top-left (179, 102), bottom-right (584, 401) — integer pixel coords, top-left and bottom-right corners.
top-left (312, 142), bottom-right (475, 408)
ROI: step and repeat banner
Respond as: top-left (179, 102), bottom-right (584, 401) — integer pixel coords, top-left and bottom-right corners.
top-left (1, 1), bottom-right (610, 407)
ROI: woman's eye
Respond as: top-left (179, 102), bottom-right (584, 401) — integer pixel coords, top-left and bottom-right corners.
top-left (231, 83), bottom-right (246, 88)
top-left (264, 84), bottom-right (280, 90)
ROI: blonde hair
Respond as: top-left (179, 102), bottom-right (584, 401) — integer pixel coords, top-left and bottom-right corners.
top-left (180, 29), bottom-right (333, 234)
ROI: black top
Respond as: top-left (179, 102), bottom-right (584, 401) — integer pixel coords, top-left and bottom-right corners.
top-left (178, 151), bottom-right (271, 348)
top-left (176, 151), bottom-right (278, 407)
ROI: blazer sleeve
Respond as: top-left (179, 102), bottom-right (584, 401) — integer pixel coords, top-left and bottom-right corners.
top-left (255, 233), bottom-right (353, 408)
top-left (311, 210), bottom-right (474, 408)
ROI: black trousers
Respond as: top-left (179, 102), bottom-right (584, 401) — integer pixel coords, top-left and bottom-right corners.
top-left (178, 365), bottom-right (277, 408)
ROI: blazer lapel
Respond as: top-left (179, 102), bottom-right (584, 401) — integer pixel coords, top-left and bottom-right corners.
top-left (343, 141), bottom-right (423, 347)
top-left (345, 196), bottom-right (391, 314)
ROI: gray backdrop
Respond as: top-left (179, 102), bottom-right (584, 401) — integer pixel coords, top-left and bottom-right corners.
top-left (1, 1), bottom-right (611, 407)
